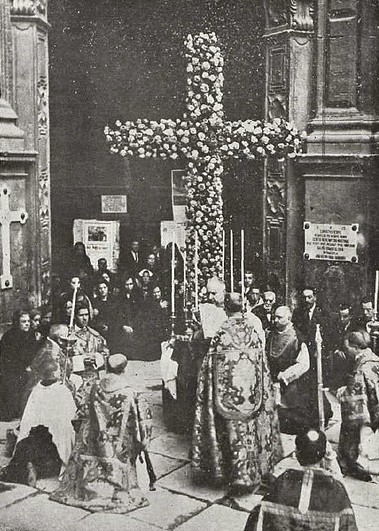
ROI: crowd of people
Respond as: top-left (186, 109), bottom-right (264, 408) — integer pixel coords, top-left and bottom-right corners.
top-left (0, 239), bottom-right (378, 528)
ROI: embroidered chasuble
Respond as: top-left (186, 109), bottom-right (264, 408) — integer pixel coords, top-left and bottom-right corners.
top-left (244, 467), bottom-right (358, 531)
top-left (50, 374), bottom-right (152, 513)
top-left (192, 313), bottom-right (283, 489)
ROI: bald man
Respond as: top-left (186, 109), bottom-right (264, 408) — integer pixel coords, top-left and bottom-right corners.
top-left (266, 306), bottom-right (311, 434)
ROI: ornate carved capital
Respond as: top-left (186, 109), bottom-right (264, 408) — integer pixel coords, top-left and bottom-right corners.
top-left (11, 0), bottom-right (46, 17)
top-left (289, 0), bottom-right (314, 31)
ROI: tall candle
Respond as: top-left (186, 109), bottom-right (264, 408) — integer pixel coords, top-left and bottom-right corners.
top-left (241, 229), bottom-right (245, 311)
top-left (230, 229), bottom-right (234, 292)
top-left (69, 280), bottom-right (79, 331)
top-left (183, 248), bottom-right (187, 311)
top-left (375, 270), bottom-right (379, 317)
top-left (194, 231), bottom-right (199, 311)
top-left (171, 231), bottom-right (175, 316)
top-left (221, 230), bottom-right (225, 283)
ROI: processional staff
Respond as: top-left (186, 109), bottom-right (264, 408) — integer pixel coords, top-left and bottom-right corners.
top-left (62, 277), bottom-right (80, 384)
top-left (371, 270), bottom-right (379, 353)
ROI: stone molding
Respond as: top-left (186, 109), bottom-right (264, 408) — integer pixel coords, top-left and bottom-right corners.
top-left (10, 0), bottom-right (46, 16)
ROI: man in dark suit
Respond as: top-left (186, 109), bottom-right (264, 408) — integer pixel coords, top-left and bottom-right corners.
top-left (326, 302), bottom-right (358, 389)
top-left (253, 290), bottom-right (277, 332)
top-left (243, 271), bottom-right (263, 307)
top-left (124, 240), bottom-right (141, 278)
top-left (292, 286), bottom-right (326, 355)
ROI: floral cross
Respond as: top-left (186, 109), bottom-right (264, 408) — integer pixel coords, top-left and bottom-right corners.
top-left (105, 32), bottom-right (302, 305)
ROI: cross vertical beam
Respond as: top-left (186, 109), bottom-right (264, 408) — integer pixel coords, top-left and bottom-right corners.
top-left (0, 185), bottom-right (28, 289)
top-left (105, 32), bottom-right (302, 308)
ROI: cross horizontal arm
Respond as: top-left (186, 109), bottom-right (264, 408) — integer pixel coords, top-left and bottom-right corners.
top-left (105, 118), bottom-right (187, 160)
top-left (220, 118), bottom-right (303, 161)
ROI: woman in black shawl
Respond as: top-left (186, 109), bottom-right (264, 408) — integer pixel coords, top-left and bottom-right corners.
top-left (0, 310), bottom-right (40, 420)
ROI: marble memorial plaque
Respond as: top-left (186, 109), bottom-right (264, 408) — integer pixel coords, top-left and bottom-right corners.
top-left (304, 222), bottom-right (358, 262)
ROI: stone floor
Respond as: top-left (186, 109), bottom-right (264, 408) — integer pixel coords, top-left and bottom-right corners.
top-left (0, 360), bottom-right (379, 530)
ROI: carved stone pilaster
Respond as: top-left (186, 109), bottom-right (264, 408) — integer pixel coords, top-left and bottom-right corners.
top-left (11, 1), bottom-right (51, 306)
top-left (263, 1), bottom-right (314, 300)
top-left (266, 39), bottom-right (288, 120)
top-left (0, 0), bottom-right (13, 104)
top-left (37, 75), bottom-right (48, 137)
top-left (267, 178), bottom-right (286, 218)
top-left (307, 0), bottom-right (379, 156)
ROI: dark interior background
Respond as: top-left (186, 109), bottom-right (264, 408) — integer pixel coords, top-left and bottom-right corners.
top-left (49, 0), bottom-right (266, 275)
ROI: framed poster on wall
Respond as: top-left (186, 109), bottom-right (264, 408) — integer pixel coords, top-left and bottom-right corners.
top-left (73, 219), bottom-right (120, 271)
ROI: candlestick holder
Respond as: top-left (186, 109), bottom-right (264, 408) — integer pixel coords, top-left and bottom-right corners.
top-left (369, 315), bottom-right (379, 354)
top-left (183, 304), bottom-right (192, 336)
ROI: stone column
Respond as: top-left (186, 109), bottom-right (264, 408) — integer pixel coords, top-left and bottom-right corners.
top-left (262, 0), bottom-right (314, 301)
top-left (300, 0), bottom-right (379, 313)
top-left (0, 0), bottom-right (37, 327)
top-left (10, 0), bottom-right (51, 306)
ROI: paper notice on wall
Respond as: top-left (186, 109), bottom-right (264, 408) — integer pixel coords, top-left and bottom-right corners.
top-left (160, 221), bottom-right (186, 256)
top-left (304, 222), bottom-right (359, 262)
